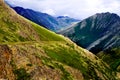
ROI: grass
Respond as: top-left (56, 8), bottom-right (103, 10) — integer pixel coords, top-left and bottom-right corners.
top-left (42, 41), bottom-right (116, 79)
top-left (31, 22), bottom-right (65, 41)
top-left (41, 57), bottom-right (74, 80)
top-left (110, 59), bottom-right (120, 71)
top-left (0, 3), bottom-right (65, 42)
top-left (0, 2), bottom-right (117, 80)
top-left (97, 47), bottom-right (120, 71)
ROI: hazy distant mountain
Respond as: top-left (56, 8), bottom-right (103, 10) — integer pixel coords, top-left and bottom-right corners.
top-left (60, 12), bottom-right (120, 53)
top-left (12, 6), bottom-right (79, 32)
top-left (0, 1), bottom-right (117, 79)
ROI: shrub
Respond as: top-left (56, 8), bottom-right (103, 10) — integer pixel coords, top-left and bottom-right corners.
top-left (13, 68), bottom-right (30, 80)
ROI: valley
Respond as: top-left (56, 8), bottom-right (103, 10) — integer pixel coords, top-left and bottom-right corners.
top-left (0, 0), bottom-right (120, 80)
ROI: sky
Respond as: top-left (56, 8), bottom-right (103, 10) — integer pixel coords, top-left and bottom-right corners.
top-left (5, 0), bottom-right (120, 19)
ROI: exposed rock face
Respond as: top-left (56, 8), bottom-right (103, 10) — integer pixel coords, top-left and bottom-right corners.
top-left (60, 12), bottom-right (120, 53)
top-left (0, 0), bottom-right (118, 80)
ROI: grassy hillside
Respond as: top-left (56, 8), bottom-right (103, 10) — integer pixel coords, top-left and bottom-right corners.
top-left (97, 48), bottom-right (120, 70)
top-left (97, 47), bottom-right (120, 78)
top-left (0, 41), bottom-right (117, 80)
top-left (0, 0), bottom-right (64, 42)
top-left (0, 0), bottom-right (118, 80)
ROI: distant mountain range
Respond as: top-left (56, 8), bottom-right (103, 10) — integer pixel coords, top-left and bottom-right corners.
top-left (11, 6), bottom-right (120, 54)
top-left (12, 6), bottom-right (80, 32)
top-left (0, 0), bottom-right (118, 79)
top-left (59, 12), bottom-right (120, 53)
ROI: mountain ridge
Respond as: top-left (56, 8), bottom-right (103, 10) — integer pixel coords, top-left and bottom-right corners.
top-left (11, 6), bottom-right (79, 32)
top-left (0, 0), bottom-right (118, 79)
top-left (59, 12), bottom-right (120, 53)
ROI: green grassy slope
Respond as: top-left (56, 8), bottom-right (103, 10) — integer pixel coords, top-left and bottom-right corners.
top-left (3, 41), bottom-right (117, 80)
top-left (97, 47), bottom-right (120, 72)
top-left (0, 0), bottom-right (118, 80)
top-left (97, 47), bottom-right (120, 79)
top-left (0, 1), bottom-right (64, 42)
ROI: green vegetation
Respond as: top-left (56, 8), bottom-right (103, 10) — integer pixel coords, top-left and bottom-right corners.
top-left (26, 63), bottom-right (33, 67)
top-left (0, 1), bottom-right (118, 80)
top-left (10, 58), bottom-right (31, 80)
top-left (31, 22), bottom-right (65, 41)
top-left (10, 58), bottom-right (16, 69)
top-left (13, 68), bottom-right (30, 80)
top-left (97, 47), bottom-right (120, 71)
top-left (111, 59), bottom-right (120, 71)
top-left (0, 2), bottom-right (65, 43)
top-left (41, 57), bottom-right (73, 80)
top-left (44, 45), bottom-right (86, 71)
top-left (42, 42), bottom-right (116, 79)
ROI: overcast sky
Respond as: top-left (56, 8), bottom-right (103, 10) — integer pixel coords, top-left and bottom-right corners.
top-left (5, 0), bottom-right (120, 19)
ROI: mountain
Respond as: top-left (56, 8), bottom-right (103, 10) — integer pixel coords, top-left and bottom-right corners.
top-left (12, 6), bottom-right (79, 32)
top-left (56, 16), bottom-right (79, 30)
top-left (0, 0), bottom-right (118, 79)
top-left (59, 12), bottom-right (120, 53)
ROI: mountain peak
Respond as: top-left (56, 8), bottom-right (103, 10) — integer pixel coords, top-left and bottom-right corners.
top-left (60, 12), bottom-right (120, 53)
top-left (94, 12), bottom-right (120, 19)
top-left (12, 6), bottom-right (80, 32)
top-left (57, 16), bottom-right (69, 18)
top-left (0, 1), bottom-right (118, 79)
top-left (96, 12), bottom-right (111, 15)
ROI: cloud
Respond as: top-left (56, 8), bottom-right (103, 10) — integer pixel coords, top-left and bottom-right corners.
top-left (5, 0), bottom-right (120, 19)
top-left (42, 9), bottom-right (56, 16)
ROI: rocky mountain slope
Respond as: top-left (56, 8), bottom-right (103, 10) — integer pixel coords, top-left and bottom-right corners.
top-left (0, 0), bottom-right (118, 80)
top-left (11, 6), bottom-right (79, 32)
top-left (59, 12), bottom-right (120, 53)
